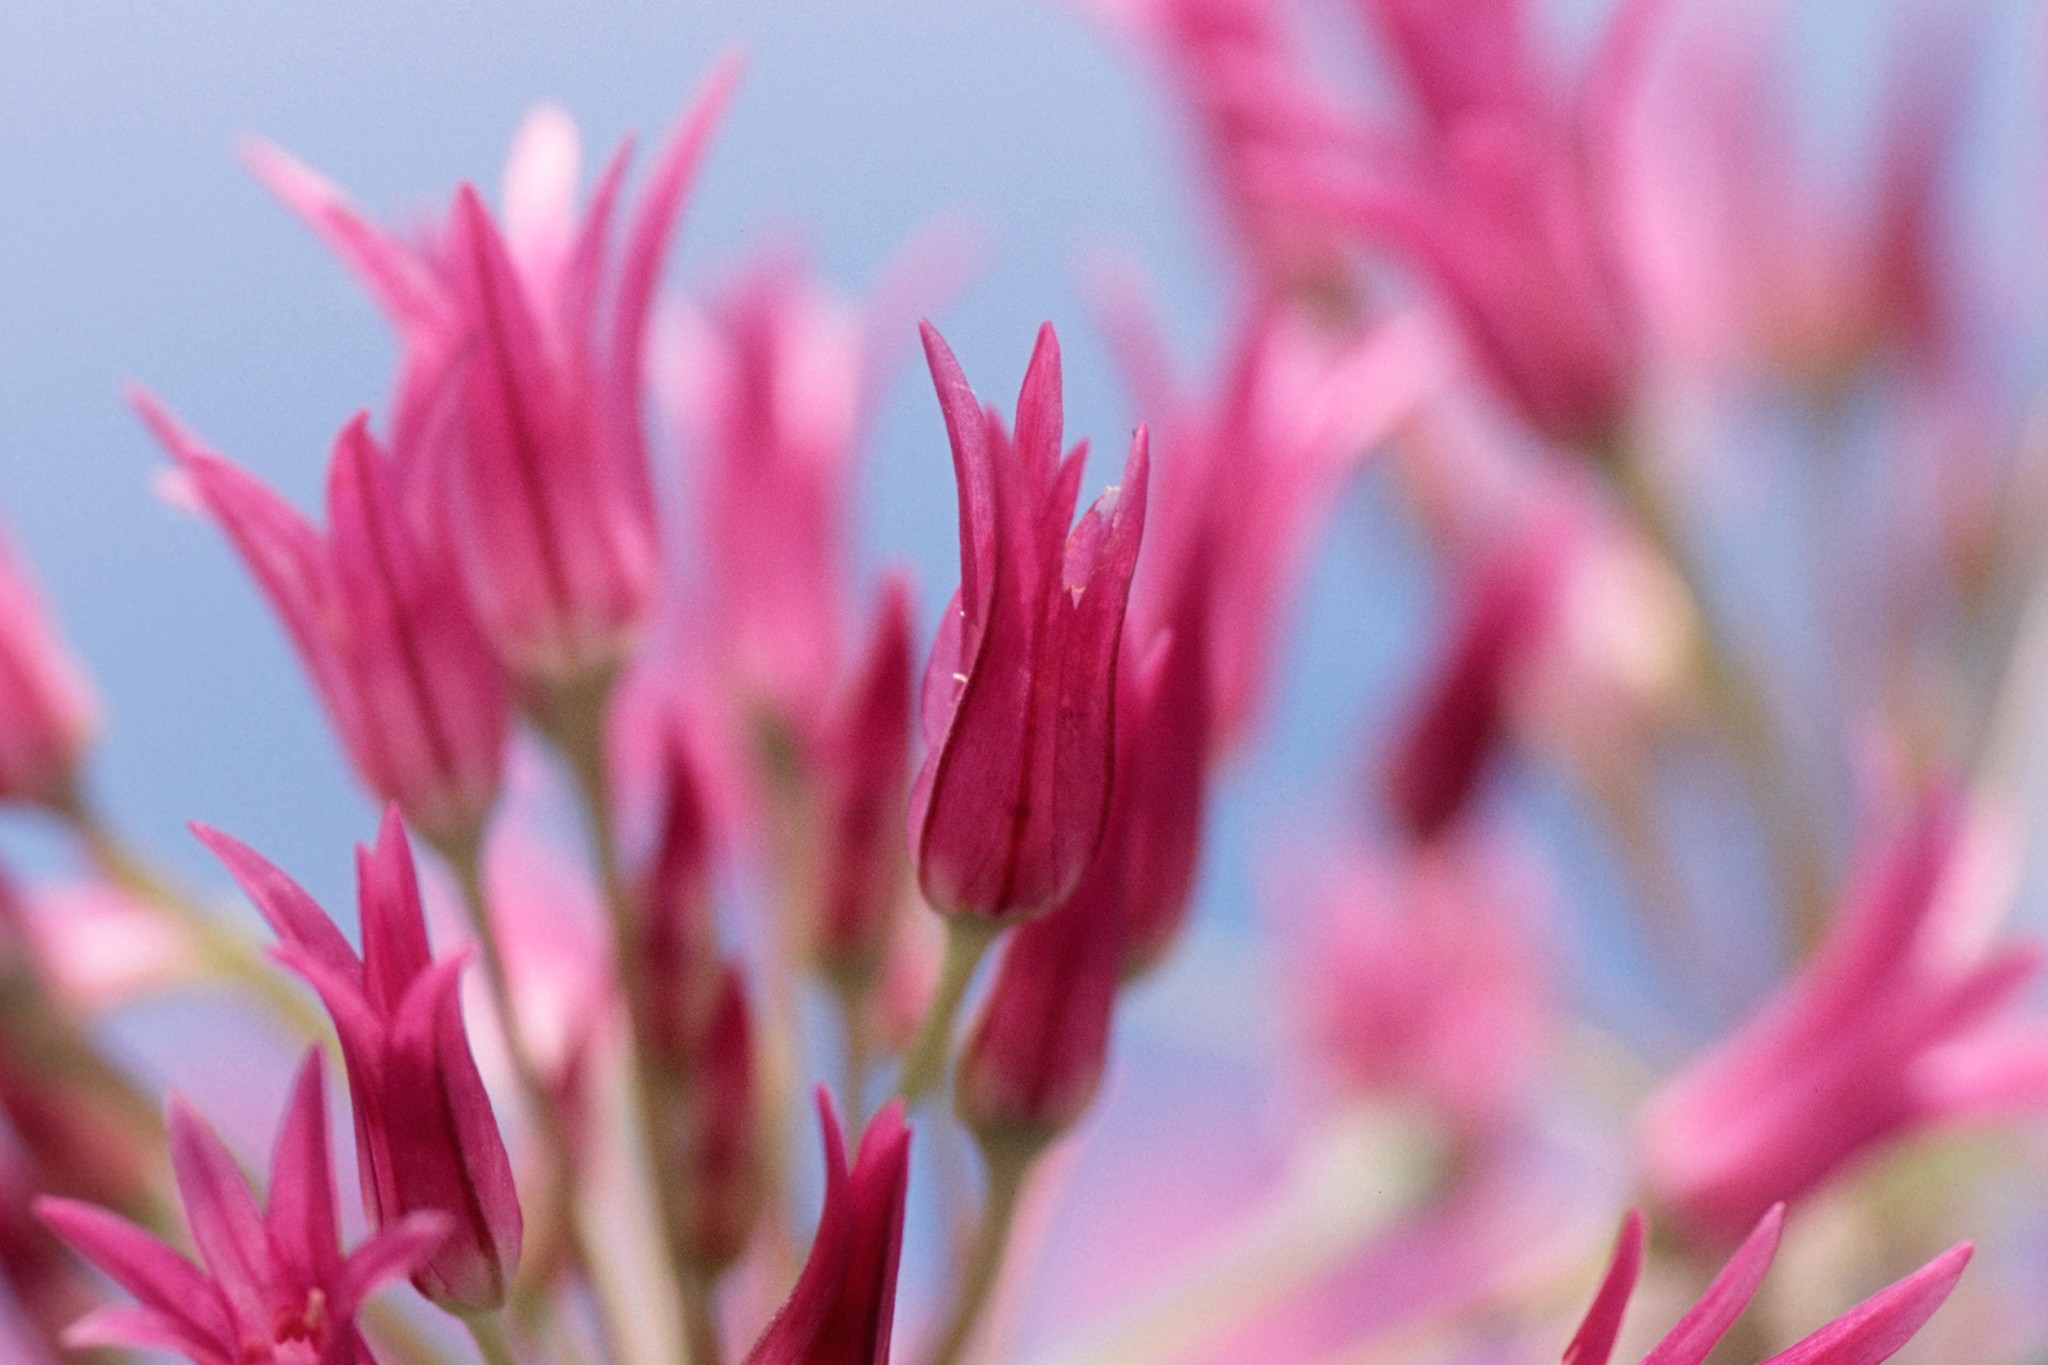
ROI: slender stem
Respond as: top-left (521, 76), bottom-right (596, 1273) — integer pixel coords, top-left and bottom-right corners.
top-left (54, 791), bottom-right (331, 1038)
top-left (361, 1302), bottom-right (458, 1365)
top-left (463, 1309), bottom-right (521, 1365)
top-left (678, 1266), bottom-right (726, 1365)
top-left (438, 834), bottom-right (620, 1359)
top-left (1608, 449), bottom-right (1834, 950)
top-left (896, 918), bottom-right (998, 1103)
top-left (533, 669), bottom-right (723, 1365)
top-left (924, 1138), bottom-right (1037, 1365)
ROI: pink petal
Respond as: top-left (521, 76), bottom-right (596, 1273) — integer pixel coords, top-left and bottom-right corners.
top-left (1642, 1204), bottom-right (1782, 1365)
top-left (264, 1051), bottom-right (342, 1291)
top-left (191, 823), bottom-right (360, 980)
top-left (1760, 1243), bottom-right (1970, 1365)
top-left (1563, 1211), bottom-right (1644, 1365)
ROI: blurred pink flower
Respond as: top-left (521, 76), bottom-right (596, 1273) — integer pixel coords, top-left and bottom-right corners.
top-left (17, 880), bottom-right (190, 1014)
top-left (1100, 287), bottom-right (1439, 756)
top-left (199, 811), bottom-right (522, 1311)
top-left (1633, 3), bottom-right (1977, 388)
top-left (1566, 1205), bottom-right (1969, 1365)
top-left (812, 575), bottom-right (917, 986)
top-left (745, 1090), bottom-right (911, 1365)
top-left (1101, 0), bottom-right (1380, 295)
top-left (1300, 0), bottom-right (1675, 445)
top-left (1381, 515), bottom-right (1573, 841)
top-left (954, 842), bottom-right (1126, 1145)
top-left (246, 59), bottom-right (740, 684)
top-left (1640, 785), bottom-right (2043, 1244)
top-left (142, 399), bottom-right (509, 851)
top-left (0, 518), bottom-right (94, 808)
top-left (911, 322), bottom-right (1149, 923)
top-left (669, 249), bottom-right (874, 736)
top-left (39, 1052), bottom-right (451, 1365)
top-left (1280, 831), bottom-right (1552, 1138)
top-left (634, 726), bottom-right (763, 1273)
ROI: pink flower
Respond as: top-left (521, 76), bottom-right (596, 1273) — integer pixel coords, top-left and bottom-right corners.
top-left (247, 59), bottom-right (741, 684)
top-left (1566, 1205), bottom-right (1969, 1365)
top-left (0, 518), bottom-right (94, 808)
top-left (1634, 5), bottom-right (1977, 387)
top-left (196, 810), bottom-right (522, 1312)
top-left (141, 399), bottom-right (509, 851)
top-left (671, 249), bottom-right (875, 735)
top-left (953, 842), bottom-right (1127, 1144)
top-left (910, 322), bottom-right (1149, 923)
top-left (1104, 0), bottom-right (1379, 295)
top-left (1301, 0), bottom-right (1674, 444)
top-left (1640, 785), bottom-right (2043, 1244)
top-left (1100, 288), bottom-right (1436, 756)
top-left (813, 576), bottom-right (917, 986)
top-left (1380, 517), bottom-right (1573, 841)
top-left (634, 729), bottom-right (763, 1272)
top-left (1280, 833), bottom-right (1551, 1137)
top-left (38, 1051), bottom-right (451, 1365)
top-left (745, 1090), bottom-right (911, 1365)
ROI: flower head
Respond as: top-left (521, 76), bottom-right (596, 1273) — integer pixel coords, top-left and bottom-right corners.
top-left (39, 1051), bottom-right (451, 1365)
top-left (745, 1090), bottom-right (911, 1365)
top-left (197, 811), bottom-right (522, 1312)
top-left (1303, 0), bottom-right (1676, 444)
top-left (142, 399), bottom-right (509, 851)
top-left (910, 321), bottom-right (1149, 923)
top-left (1640, 785), bottom-right (2043, 1243)
top-left (247, 59), bottom-right (741, 684)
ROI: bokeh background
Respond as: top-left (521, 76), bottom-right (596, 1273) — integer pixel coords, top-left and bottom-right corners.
top-left (4, 0), bottom-right (2048, 1354)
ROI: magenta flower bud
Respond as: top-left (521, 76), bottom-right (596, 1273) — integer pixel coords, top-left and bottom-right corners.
top-left (140, 398), bottom-right (509, 852)
top-left (1640, 785), bottom-right (2043, 1245)
top-left (0, 519), bottom-right (94, 808)
top-left (197, 811), bottom-right (522, 1312)
top-left (954, 875), bottom-right (1124, 1147)
top-left (910, 322), bottom-right (1149, 923)
top-left (438, 65), bottom-right (739, 684)
top-left (1566, 1205), bottom-right (1969, 1365)
top-left (39, 1051), bottom-right (452, 1365)
top-left (813, 575), bottom-right (916, 985)
top-left (1108, 616), bottom-right (1213, 980)
top-left (678, 250), bottom-right (868, 736)
top-left (1381, 523), bottom-right (1568, 841)
top-left (636, 731), bottom-right (765, 1273)
top-left (745, 1090), bottom-right (911, 1365)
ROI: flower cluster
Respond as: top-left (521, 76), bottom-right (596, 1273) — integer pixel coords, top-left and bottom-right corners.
top-left (0, 1), bottom-right (2044, 1363)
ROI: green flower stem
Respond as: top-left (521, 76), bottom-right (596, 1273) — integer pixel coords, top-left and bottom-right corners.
top-left (923, 1135), bottom-right (1038, 1365)
top-left (896, 917), bottom-right (998, 1104)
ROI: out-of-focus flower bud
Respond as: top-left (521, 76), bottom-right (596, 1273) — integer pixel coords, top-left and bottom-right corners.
top-left (911, 321), bottom-right (1149, 924)
top-left (1381, 519), bottom-right (1571, 841)
top-left (812, 576), bottom-right (916, 990)
top-left (954, 875), bottom-right (1125, 1150)
top-left (143, 399), bottom-right (509, 852)
top-left (0, 520), bottom-right (94, 809)
top-left (635, 731), bottom-right (764, 1274)
top-left (1280, 833), bottom-right (1551, 1140)
top-left (199, 811), bottom-right (521, 1311)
